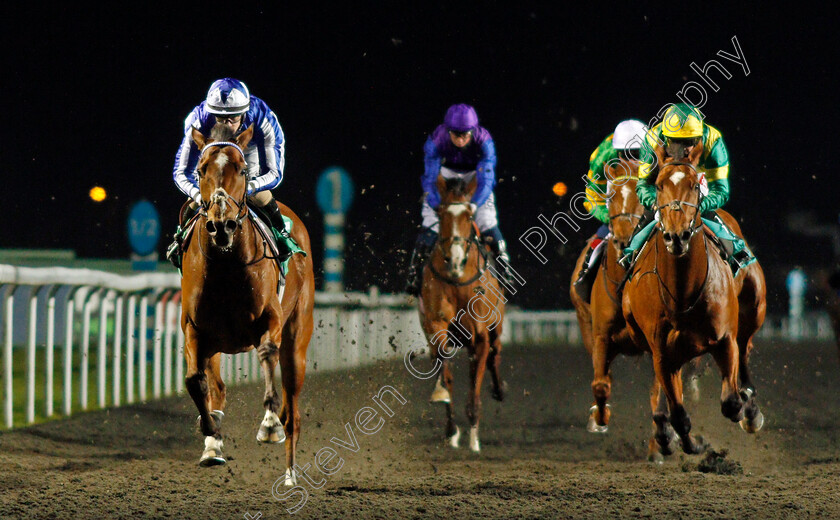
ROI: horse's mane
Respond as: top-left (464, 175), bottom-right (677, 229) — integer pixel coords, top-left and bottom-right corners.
top-left (443, 178), bottom-right (469, 198)
top-left (209, 123), bottom-right (235, 142)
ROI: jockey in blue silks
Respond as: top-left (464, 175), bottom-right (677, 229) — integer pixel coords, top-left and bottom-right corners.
top-left (405, 103), bottom-right (512, 295)
top-left (167, 78), bottom-right (291, 266)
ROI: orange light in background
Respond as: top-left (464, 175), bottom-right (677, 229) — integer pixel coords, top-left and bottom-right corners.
top-left (552, 182), bottom-right (568, 197)
top-left (89, 186), bottom-right (107, 202)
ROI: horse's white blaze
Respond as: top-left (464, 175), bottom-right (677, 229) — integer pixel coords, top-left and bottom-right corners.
top-left (669, 171), bottom-right (686, 185)
top-left (448, 217), bottom-right (466, 277)
top-left (621, 185), bottom-right (633, 212)
top-left (446, 204), bottom-right (470, 218)
top-left (214, 153), bottom-right (229, 170)
top-left (469, 425), bottom-right (480, 452)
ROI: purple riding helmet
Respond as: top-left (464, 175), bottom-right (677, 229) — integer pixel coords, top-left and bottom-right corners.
top-left (444, 104), bottom-right (479, 132)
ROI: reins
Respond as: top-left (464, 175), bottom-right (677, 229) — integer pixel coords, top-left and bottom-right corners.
top-left (428, 206), bottom-right (489, 287)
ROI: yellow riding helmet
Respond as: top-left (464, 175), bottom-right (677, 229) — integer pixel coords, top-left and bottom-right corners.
top-left (661, 103), bottom-right (704, 138)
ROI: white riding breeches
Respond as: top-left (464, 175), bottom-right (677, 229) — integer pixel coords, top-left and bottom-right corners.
top-left (421, 168), bottom-right (498, 232)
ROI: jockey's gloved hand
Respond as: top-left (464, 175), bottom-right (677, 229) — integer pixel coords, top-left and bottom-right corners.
top-left (190, 187), bottom-right (202, 205)
top-left (247, 181), bottom-right (257, 197)
top-left (469, 203), bottom-right (477, 213)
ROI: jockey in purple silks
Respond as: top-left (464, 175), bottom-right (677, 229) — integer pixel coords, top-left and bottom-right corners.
top-left (405, 103), bottom-right (513, 296)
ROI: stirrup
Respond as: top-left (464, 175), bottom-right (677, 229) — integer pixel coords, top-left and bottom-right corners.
top-left (166, 240), bottom-right (181, 269)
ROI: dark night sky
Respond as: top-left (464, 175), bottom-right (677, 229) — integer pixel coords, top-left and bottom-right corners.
top-left (3, 4), bottom-right (837, 309)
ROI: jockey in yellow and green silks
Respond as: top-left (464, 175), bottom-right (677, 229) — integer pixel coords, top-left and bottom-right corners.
top-left (573, 119), bottom-right (648, 296)
top-left (621, 102), bottom-right (753, 270)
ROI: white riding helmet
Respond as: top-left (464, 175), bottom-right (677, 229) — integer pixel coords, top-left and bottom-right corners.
top-left (612, 119), bottom-right (649, 150)
top-left (205, 78), bottom-right (250, 115)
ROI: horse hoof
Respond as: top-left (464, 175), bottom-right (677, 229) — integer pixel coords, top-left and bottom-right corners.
top-left (447, 426), bottom-right (460, 448)
top-left (491, 382), bottom-right (506, 402)
top-left (196, 410), bottom-right (225, 431)
top-left (648, 451), bottom-right (665, 465)
top-left (740, 412), bottom-right (765, 433)
top-left (257, 425), bottom-right (286, 444)
top-left (199, 453), bottom-right (227, 467)
top-left (586, 416), bottom-right (609, 434)
top-left (684, 435), bottom-right (709, 455)
top-left (430, 383), bottom-right (451, 404)
top-left (283, 468), bottom-right (298, 486)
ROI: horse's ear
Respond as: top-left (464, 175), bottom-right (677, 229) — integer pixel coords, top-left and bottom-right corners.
top-left (688, 140), bottom-right (703, 165)
top-left (652, 144), bottom-right (667, 183)
top-left (191, 127), bottom-right (207, 150)
top-left (466, 175), bottom-right (478, 197)
top-left (236, 124), bottom-right (255, 149)
top-left (436, 174), bottom-right (447, 195)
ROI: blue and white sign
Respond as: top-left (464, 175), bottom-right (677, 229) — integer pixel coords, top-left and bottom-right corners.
top-left (127, 200), bottom-right (161, 256)
top-left (316, 167), bottom-right (355, 214)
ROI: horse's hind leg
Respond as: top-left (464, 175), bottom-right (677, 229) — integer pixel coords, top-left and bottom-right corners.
top-left (256, 338), bottom-right (284, 445)
top-left (466, 334), bottom-right (490, 453)
top-left (487, 330), bottom-right (505, 402)
top-left (736, 333), bottom-right (764, 433)
top-left (737, 268), bottom-right (767, 433)
top-left (184, 328), bottom-right (224, 466)
top-left (205, 353), bottom-right (226, 413)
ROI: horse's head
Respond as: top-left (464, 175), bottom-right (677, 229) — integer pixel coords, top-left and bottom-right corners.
top-left (191, 123), bottom-right (255, 250)
top-left (605, 159), bottom-right (643, 256)
top-left (435, 174), bottom-right (478, 278)
top-left (654, 142), bottom-right (704, 256)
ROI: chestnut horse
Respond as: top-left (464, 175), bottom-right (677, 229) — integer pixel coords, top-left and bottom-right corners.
top-left (419, 174), bottom-right (506, 452)
top-left (181, 124), bottom-right (314, 486)
top-left (623, 144), bottom-right (766, 457)
top-left (570, 169), bottom-right (645, 432)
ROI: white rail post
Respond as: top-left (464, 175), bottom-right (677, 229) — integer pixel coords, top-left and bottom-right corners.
top-left (26, 286), bottom-right (42, 424)
top-left (45, 285), bottom-right (59, 418)
top-left (125, 294), bottom-right (137, 404)
top-left (3, 285), bottom-right (17, 428)
top-left (176, 311), bottom-right (185, 394)
top-left (152, 290), bottom-right (166, 399)
top-left (138, 292), bottom-right (149, 402)
top-left (63, 287), bottom-right (79, 416)
top-left (80, 287), bottom-right (98, 410)
top-left (163, 292), bottom-right (176, 396)
top-left (112, 292), bottom-right (124, 406)
top-left (98, 289), bottom-right (112, 409)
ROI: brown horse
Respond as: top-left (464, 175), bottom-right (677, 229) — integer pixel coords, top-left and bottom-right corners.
top-left (570, 169), bottom-right (645, 433)
top-left (180, 124), bottom-right (315, 486)
top-left (623, 144), bottom-right (766, 457)
top-left (419, 174), bottom-right (506, 452)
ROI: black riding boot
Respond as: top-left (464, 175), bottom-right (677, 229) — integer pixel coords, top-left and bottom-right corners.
top-left (487, 238), bottom-right (514, 286)
top-left (618, 209), bottom-right (655, 269)
top-left (166, 203), bottom-right (199, 269)
top-left (573, 244), bottom-right (599, 301)
top-left (406, 229), bottom-right (437, 296)
top-left (260, 201), bottom-right (293, 258)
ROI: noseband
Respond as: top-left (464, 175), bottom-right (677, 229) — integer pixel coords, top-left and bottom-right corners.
top-left (655, 161), bottom-right (703, 237)
top-left (197, 141), bottom-right (249, 226)
top-left (430, 202), bottom-right (488, 286)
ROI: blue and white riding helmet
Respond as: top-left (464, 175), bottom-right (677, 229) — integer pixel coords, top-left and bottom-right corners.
top-left (205, 78), bottom-right (250, 115)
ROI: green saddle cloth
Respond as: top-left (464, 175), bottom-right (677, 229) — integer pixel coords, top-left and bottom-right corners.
top-left (621, 218), bottom-right (755, 275)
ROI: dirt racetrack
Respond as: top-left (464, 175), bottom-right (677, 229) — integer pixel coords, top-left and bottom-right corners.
top-left (2, 339), bottom-right (840, 520)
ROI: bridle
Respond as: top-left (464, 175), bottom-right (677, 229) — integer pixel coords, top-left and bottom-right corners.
top-left (196, 141), bottom-right (249, 227)
top-left (655, 160), bottom-right (703, 239)
top-left (429, 202), bottom-right (488, 286)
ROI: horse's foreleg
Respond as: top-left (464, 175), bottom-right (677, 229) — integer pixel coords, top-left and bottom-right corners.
top-left (648, 379), bottom-right (677, 463)
top-left (466, 335), bottom-right (490, 453)
top-left (184, 327), bottom-right (224, 466)
top-left (588, 332), bottom-right (617, 433)
top-left (736, 335), bottom-right (764, 433)
top-left (711, 334), bottom-right (744, 423)
top-left (205, 352), bottom-right (226, 413)
top-left (654, 355), bottom-right (707, 455)
top-left (256, 338), bottom-right (284, 445)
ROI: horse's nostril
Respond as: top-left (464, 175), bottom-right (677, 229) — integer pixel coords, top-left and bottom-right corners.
top-left (663, 232), bottom-right (673, 243)
top-left (224, 219), bottom-right (238, 233)
top-left (206, 221), bottom-right (217, 235)
top-left (680, 231), bottom-right (691, 242)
